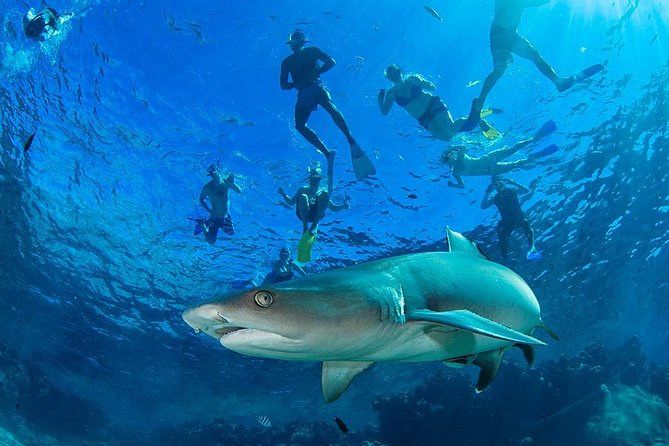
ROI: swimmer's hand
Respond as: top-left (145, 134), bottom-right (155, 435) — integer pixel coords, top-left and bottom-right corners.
top-left (277, 187), bottom-right (286, 196)
top-left (377, 89), bottom-right (385, 102)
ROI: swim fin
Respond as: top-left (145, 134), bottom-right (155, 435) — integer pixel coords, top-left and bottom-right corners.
top-left (530, 144), bottom-right (559, 160)
top-left (480, 108), bottom-right (494, 119)
top-left (24, 131), bottom-right (36, 152)
top-left (533, 120), bottom-right (557, 140)
top-left (350, 143), bottom-right (376, 181)
top-left (297, 231), bottom-right (317, 263)
top-left (526, 248), bottom-right (542, 261)
top-left (558, 64), bottom-right (604, 92)
top-left (479, 120), bottom-right (501, 140)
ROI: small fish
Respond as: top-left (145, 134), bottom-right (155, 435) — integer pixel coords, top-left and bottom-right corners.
top-left (407, 194), bottom-right (418, 199)
top-left (466, 80), bottom-right (481, 88)
top-left (334, 416), bottom-right (348, 434)
top-left (256, 415), bottom-right (272, 428)
top-left (424, 6), bottom-right (443, 22)
top-left (23, 131), bottom-right (36, 152)
top-left (649, 33), bottom-right (659, 46)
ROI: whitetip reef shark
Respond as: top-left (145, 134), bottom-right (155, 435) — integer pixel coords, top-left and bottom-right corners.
top-left (183, 228), bottom-right (556, 402)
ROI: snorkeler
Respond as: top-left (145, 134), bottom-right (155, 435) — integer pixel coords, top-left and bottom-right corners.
top-left (261, 247), bottom-right (307, 285)
top-left (23, 7), bottom-right (60, 42)
top-left (471, 0), bottom-right (604, 118)
top-left (277, 166), bottom-right (349, 236)
top-left (481, 176), bottom-right (541, 260)
top-left (378, 64), bottom-right (499, 140)
top-left (198, 164), bottom-right (241, 245)
top-left (443, 119), bottom-right (558, 188)
top-left (280, 30), bottom-right (375, 184)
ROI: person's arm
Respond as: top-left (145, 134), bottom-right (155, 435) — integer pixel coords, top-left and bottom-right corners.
top-left (291, 260), bottom-right (307, 276)
top-left (448, 174), bottom-right (465, 189)
top-left (199, 185), bottom-right (211, 213)
top-left (316, 49), bottom-right (336, 75)
top-left (226, 174), bottom-right (241, 193)
top-left (378, 87), bottom-right (395, 115)
top-left (407, 74), bottom-right (436, 91)
top-left (278, 186), bottom-right (298, 205)
top-left (328, 194), bottom-right (350, 212)
top-left (280, 60), bottom-right (294, 90)
top-left (503, 178), bottom-right (529, 194)
top-left (447, 147), bottom-right (467, 188)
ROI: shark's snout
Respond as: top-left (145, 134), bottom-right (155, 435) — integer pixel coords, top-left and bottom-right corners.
top-left (182, 304), bottom-right (232, 338)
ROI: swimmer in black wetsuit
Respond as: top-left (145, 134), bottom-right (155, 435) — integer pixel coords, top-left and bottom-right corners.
top-left (23, 7), bottom-right (59, 42)
top-left (198, 164), bottom-right (241, 245)
top-left (377, 64), bottom-right (497, 140)
top-left (280, 30), bottom-right (362, 188)
top-left (277, 166), bottom-right (349, 236)
top-left (471, 0), bottom-right (604, 118)
top-left (481, 176), bottom-right (541, 260)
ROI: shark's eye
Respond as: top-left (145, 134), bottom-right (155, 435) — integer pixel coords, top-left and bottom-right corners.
top-left (254, 291), bottom-right (274, 308)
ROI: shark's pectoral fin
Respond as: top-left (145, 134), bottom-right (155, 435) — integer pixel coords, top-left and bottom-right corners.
top-left (321, 360), bottom-right (374, 403)
top-left (473, 349), bottom-right (504, 392)
top-left (408, 309), bottom-right (546, 346)
top-left (514, 343), bottom-right (535, 365)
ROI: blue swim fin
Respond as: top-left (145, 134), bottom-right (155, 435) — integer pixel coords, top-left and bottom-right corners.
top-left (558, 64), bottom-right (604, 92)
top-left (530, 144), bottom-right (559, 160)
top-left (533, 120), bottom-right (557, 140)
top-left (526, 249), bottom-right (542, 260)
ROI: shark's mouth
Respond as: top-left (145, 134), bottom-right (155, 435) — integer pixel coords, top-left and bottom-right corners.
top-left (215, 326), bottom-right (245, 337)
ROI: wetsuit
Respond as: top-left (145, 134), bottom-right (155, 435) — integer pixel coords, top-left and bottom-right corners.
top-left (493, 187), bottom-right (533, 258)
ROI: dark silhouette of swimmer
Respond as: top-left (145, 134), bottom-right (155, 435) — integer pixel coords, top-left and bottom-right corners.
top-left (198, 164), bottom-right (241, 245)
top-left (471, 0), bottom-right (604, 118)
top-left (280, 30), bottom-right (364, 189)
top-left (261, 247), bottom-right (307, 285)
top-left (481, 176), bottom-right (541, 260)
top-left (23, 7), bottom-right (59, 42)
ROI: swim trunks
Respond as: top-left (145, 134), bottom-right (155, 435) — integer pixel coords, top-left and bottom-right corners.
top-left (489, 26), bottom-right (537, 69)
top-left (417, 96), bottom-right (447, 129)
top-left (296, 80), bottom-right (331, 111)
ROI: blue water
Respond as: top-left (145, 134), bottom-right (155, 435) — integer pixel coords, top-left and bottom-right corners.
top-left (1, 0), bottom-right (668, 444)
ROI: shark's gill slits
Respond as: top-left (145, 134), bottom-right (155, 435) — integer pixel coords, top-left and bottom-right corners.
top-left (216, 326), bottom-right (244, 337)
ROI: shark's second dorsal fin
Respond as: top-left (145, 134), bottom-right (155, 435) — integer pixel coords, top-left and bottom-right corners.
top-left (322, 361), bottom-right (374, 403)
top-left (446, 227), bottom-right (487, 259)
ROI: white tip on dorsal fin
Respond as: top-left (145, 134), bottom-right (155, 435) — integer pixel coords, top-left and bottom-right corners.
top-left (446, 227), bottom-right (487, 259)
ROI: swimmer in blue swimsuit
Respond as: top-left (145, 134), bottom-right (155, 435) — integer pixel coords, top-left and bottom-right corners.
top-left (277, 166), bottom-right (349, 236)
top-left (471, 0), bottom-right (604, 118)
top-left (198, 164), bottom-right (241, 245)
top-left (280, 30), bottom-right (362, 184)
top-left (377, 64), bottom-right (494, 141)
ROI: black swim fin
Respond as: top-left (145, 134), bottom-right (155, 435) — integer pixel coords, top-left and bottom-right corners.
top-left (558, 64), bottom-right (604, 92)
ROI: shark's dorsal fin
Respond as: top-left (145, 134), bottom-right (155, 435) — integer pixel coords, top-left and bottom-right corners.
top-left (322, 361), bottom-right (374, 403)
top-left (408, 309), bottom-right (546, 346)
top-left (446, 227), bottom-right (487, 259)
top-left (473, 349), bottom-right (504, 392)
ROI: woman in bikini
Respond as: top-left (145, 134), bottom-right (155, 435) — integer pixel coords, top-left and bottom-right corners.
top-left (377, 64), bottom-right (498, 141)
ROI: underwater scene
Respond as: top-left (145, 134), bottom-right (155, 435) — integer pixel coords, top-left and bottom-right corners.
top-left (1, 0), bottom-right (669, 444)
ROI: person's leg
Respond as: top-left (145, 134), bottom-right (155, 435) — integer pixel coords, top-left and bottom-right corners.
top-left (297, 194), bottom-right (310, 234)
top-left (513, 38), bottom-right (562, 88)
top-left (497, 222), bottom-right (511, 260)
top-left (308, 191), bottom-right (330, 235)
top-left (221, 214), bottom-right (235, 235)
top-left (320, 97), bottom-right (356, 146)
top-left (487, 145), bottom-right (524, 163)
top-left (521, 218), bottom-right (535, 251)
top-left (476, 67), bottom-right (506, 113)
top-left (204, 219), bottom-right (220, 245)
top-left (295, 105), bottom-right (329, 158)
top-left (491, 159), bottom-right (532, 176)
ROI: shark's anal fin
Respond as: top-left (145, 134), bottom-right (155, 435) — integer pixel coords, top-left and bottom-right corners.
top-left (322, 361), bottom-right (374, 403)
top-left (408, 309), bottom-right (546, 346)
top-left (473, 349), bottom-right (504, 392)
top-left (514, 343), bottom-right (535, 365)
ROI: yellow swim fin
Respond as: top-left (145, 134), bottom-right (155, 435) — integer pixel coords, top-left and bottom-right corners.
top-left (479, 119), bottom-right (501, 140)
top-left (297, 231), bottom-right (317, 262)
top-left (480, 108), bottom-right (493, 119)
